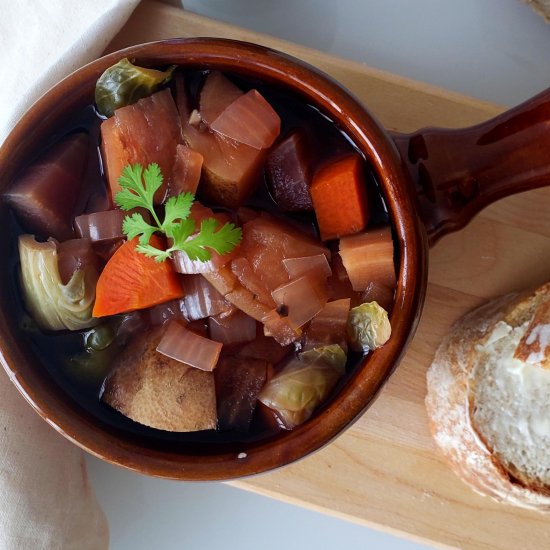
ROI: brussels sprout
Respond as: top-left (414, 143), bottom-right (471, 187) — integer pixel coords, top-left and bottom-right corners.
top-left (67, 314), bottom-right (146, 386)
top-left (85, 324), bottom-right (115, 351)
top-left (95, 58), bottom-right (176, 117)
top-left (18, 235), bottom-right (98, 331)
top-left (258, 344), bottom-right (346, 429)
top-left (347, 301), bottom-right (391, 352)
top-left (300, 344), bottom-right (347, 370)
top-left (67, 346), bottom-right (118, 386)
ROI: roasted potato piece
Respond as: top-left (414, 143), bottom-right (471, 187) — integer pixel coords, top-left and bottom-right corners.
top-left (102, 326), bottom-right (216, 432)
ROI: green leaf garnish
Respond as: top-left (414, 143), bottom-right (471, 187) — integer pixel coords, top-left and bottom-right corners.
top-left (164, 194), bottom-right (194, 228)
top-left (115, 163), bottom-right (242, 263)
top-left (122, 212), bottom-right (157, 244)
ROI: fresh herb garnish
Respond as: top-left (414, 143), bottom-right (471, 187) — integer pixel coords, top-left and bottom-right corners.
top-left (114, 163), bottom-right (242, 262)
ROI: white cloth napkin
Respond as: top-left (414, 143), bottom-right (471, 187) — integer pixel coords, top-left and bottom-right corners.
top-left (0, 0), bottom-right (140, 144)
top-left (0, 369), bottom-right (108, 549)
top-left (0, 1), bottom-right (139, 548)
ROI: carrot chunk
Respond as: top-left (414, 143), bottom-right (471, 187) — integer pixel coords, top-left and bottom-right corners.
top-left (93, 236), bottom-right (184, 317)
top-left (310, 154), bottom-right (369, 241)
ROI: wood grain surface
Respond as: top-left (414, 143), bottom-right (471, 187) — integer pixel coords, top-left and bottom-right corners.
top-left (108, 3), bottom-right (550, 548)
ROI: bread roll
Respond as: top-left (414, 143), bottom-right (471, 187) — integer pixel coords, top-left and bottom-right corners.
top-left (426, 283), bottom-right (550, 511)
top-left (525, 0), bottom-right (550, 23)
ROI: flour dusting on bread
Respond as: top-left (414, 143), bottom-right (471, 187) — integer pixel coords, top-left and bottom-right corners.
top-left (426, 283), bottom-right (550, 511)
top-left (473, 318), bottom-right (550, 491)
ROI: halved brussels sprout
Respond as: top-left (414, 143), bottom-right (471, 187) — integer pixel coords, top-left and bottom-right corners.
top-left (67, 313), bottom-right (147, 385)
top-left (258, 344), bottom-right (346, 429)
top-left (95, 58), bottom-right (176, 117)
top-left (18, 235), bottom-right (98, 331)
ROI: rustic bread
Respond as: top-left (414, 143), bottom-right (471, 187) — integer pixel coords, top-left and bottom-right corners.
top-left (426, 282), bottom-right (550, 511)
top-left (525, 0), bottom-right (550, 23)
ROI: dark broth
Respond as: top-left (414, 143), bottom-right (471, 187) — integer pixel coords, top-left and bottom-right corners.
top-left (9, 70), bottom-right (391, 449)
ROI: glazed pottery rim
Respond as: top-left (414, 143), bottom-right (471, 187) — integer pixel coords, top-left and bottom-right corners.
top-left (0, 37), bottom-right (426, 480)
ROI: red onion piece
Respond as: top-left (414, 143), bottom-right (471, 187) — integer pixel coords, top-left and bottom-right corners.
top-left (170, 144), bottom-right (203, 196)
top-left (199, 71), bottom-right (243, 126)
top-left (325, 252), bottom-right (355, 301)
top-left (148, 299), bottom-right (186, 326)
top-left (230, 258), bottom-right (276, 309)
top-left (236, 207), bottom-right (259, 225)
top-left (240, 213), bottom-right (329, 292)
top-left (265, 128), bottom-right (313, 212)
top-left (255, 402), bottom-right (285, 434)
top-left (261, 309), bottom-right (301, 346)
top-left (172, 203), bottom-right (240, 274)
top-left (115, 311), bottom-right (147, 344)
top-left (55, 237), bottom-right (98, 285)
top-left (172, 251), bottom-right (219, 274)
top-left (304, 298), bottom-right (351, 352)
top-left (179, 75), bottom-right (266, 209)
top-left (208, 310), bottom-right (257, 346)
top-left (156, 320), bottom-right (222, 371)
top-left (83, 178), bottom-right (111, 214)
top-left (182, 275), bottom-right (234, 320)
top-left (215, 355), bottom-right (267, 432)
top-left (237, 332), bottom-right (292, 365)
top-left (331, 251), bottom-right (350, 282)
top-left (210, 90), bottom-right (280, 150)
top-left (175, 71), bottom-right (191, 123)
top-left (188, 202), bottom-right (217, 225)
top-left (271, 275), bottom-right (328, 329)
top-left (74, 209), bottom-right (126, 243)
top-left (359, 281), bottom-right (395, 311)
top-left (93, 238), bottom-right (125, 263)
top-left (282, 254), bottom-right (332, 281)
top-left (187, 319), bottom-right (209, 338)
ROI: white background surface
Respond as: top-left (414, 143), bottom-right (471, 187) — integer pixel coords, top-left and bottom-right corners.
top-left (87, 1), bottom-right (550, 549)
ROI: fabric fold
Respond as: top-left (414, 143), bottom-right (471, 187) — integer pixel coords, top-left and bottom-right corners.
top-left (0, 0), bottom-right (140, 144)
top-left (0, 0), bottom-right (140, 547)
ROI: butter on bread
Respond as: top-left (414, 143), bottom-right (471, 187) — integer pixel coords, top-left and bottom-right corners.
top-left (426, 283), bottom-right (550, 511)
top-left (514, 300), bottom-right (550, 369)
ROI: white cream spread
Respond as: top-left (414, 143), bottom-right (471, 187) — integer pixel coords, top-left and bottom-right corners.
top-left (525, 323), bottom-right (550, 365)
top-left (472, 319), bottom-right (550, 484)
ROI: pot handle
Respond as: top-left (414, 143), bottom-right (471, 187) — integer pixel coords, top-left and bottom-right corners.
top-left (390, 88), bottom-right (550, 246)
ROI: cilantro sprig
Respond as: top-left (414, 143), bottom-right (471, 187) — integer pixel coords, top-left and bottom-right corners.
top-left (114, 163), bottom-right (242, 262)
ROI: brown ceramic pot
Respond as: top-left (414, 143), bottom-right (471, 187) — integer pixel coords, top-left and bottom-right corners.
top-left (0, 39), bottom-right (548, 480)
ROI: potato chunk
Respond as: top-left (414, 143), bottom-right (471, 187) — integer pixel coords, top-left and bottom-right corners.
top-left (102, 327), bottom-right (216, 432)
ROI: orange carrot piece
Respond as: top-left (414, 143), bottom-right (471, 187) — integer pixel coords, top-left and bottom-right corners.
top-left (93, 236), bottom-right (184, 317)
top-left (310, 154), bottom-right (369, 241)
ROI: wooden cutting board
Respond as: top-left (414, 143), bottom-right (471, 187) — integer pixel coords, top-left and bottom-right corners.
top-left (108, 3), bottom-right (550, 548)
